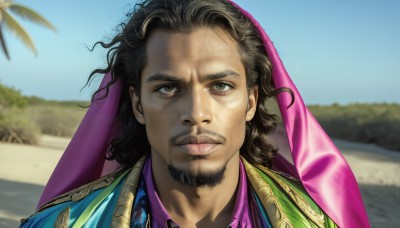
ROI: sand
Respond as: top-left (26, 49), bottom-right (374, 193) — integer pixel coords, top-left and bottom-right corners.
top-left (0, 136), bottom-right (399, 227)
top-left (0, 135), bottom-right (67, 227)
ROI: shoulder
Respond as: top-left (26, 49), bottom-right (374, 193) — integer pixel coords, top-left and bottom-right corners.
top-left (38, 170), bottom-right (123, 213)
top-left (20, 156), bottom-right (148, 227)
top-left (241, 157), bottom-right (337, 228)
top-left (20, 169), bottom-right (126, 227)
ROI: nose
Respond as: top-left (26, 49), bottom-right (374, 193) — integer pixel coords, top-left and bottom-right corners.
top-left (180, 88), bottom-right (213, 126)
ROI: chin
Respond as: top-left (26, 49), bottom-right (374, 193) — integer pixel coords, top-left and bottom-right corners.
top-left (167, 162), bottom-right (226, 188)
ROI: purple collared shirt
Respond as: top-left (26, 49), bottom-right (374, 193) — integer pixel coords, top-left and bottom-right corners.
top-left (143, 158), bottom-right (252, 228)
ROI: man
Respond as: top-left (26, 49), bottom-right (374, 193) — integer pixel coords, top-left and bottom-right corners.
top-left (21, 0), bottom-right (369, 227)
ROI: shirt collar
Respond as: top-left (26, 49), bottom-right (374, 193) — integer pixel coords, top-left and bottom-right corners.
top-left (143, 158), bottom-right (251, 227)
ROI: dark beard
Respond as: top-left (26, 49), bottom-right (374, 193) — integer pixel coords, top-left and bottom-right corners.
top-left (168, 163), bottom-right (226, 188)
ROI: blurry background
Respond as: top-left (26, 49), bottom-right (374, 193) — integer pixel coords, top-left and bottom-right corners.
top-left (1, 0), bottom-right (399, 227)
top-left (2, 0), bottom-right (400, 102)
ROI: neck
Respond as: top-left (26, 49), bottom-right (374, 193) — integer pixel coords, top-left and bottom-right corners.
top-left (151, 154), bottom-right (241, 228)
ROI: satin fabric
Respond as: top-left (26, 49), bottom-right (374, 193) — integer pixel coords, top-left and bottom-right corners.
top-left (228, 2), bottom-right (369, 227)
top-left (37, 1), bottom-right (369, 227)
top-left (37, 74), bottom-right (123, 208)
top-left (25, 157), bottom-right (334, 227)
top-left (23, 176), bottom-right (125, 227)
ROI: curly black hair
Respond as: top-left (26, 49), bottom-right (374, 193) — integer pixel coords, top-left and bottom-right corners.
top-left (87, 0), bottom-right (293, 169)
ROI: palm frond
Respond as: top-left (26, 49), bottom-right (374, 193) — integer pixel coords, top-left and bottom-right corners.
top-left (8, 4), bottom-right (57, 32)
top-left (0, 25), bottom-right (11, 60)
top-left (0, 1), bottom-right (13, 9)
top-left (0, 9), bottom-right (37, 55)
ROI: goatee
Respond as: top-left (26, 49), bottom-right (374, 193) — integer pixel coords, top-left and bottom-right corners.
top-left (168, 164), bottom-right (226, 188)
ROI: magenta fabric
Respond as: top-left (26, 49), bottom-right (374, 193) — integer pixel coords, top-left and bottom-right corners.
top-left (38, 1), bottom-right (370, 227)
top-left (143, 157), bottom-right (252, 228)
top-left (229, 160), bottom-right (252, 227)
top-left (228, 1), bottom-right (370, 227)
top-left (37, 73), bottom-right (123, 208)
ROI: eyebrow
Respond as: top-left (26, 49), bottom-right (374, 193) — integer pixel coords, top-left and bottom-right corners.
top-left (146, 70), bottom-right (240, 83)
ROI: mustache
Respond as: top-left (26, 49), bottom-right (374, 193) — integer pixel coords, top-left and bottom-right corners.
top-left (171, 127), bottom-right (227, 145)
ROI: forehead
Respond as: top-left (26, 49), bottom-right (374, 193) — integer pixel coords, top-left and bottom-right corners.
top-left (142, 27), bottom-right (244, 77)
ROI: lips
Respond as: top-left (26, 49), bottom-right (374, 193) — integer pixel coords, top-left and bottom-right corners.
top-left (176, 135), bottom-right (223, 145)
top-left (175, 135), bottom-right (223, 155)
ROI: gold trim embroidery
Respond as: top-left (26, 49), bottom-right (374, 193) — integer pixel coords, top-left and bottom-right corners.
top-left (38, 170), bottom-right (121, 212)
top-left (242, 158), bottom-right (293, 228)
top-left (252, 162), bottom-right (325, 228)
top-left (54, 206), bottom-right (70, 228)
top-left (111, 156), bottom-right (147, 228)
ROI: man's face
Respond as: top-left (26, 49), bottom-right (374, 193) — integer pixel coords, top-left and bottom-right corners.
top-left (130, 27), bottom-right (257, 186)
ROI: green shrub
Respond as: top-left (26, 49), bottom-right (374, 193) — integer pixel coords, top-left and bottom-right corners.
top-left (0, 83), bottom-right (27, 109)
top-left (308, 103), bottom-right (400, 151)
top-left (0, 108), bottom-right (40, 144)
top-left (25, 96), bottom-right (89, 107)
top-left (0, 83), bottom-right (87, 143)
top-left (27, 104), bottom-right (86, 137)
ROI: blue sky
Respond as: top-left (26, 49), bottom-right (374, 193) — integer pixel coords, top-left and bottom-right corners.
top-left (1, 0), bottom-right (399, 104)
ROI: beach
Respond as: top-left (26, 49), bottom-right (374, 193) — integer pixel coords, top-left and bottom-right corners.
top-left (0, 135), bottom-right (399, 227)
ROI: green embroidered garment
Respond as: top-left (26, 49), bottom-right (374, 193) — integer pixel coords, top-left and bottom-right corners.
top-left (21, 157), bottom-right (336, 227)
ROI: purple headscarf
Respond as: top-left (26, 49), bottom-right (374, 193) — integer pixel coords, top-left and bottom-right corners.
top-left (38, 1), bottom-right (370, 227)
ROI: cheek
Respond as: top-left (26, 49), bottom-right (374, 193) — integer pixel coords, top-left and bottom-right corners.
top-left (216, 97), bottom-right (248, 150)
top-left (140, 97), bottom-right (176, 151)
top-left (226, 111), bottom-right (247, 139)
